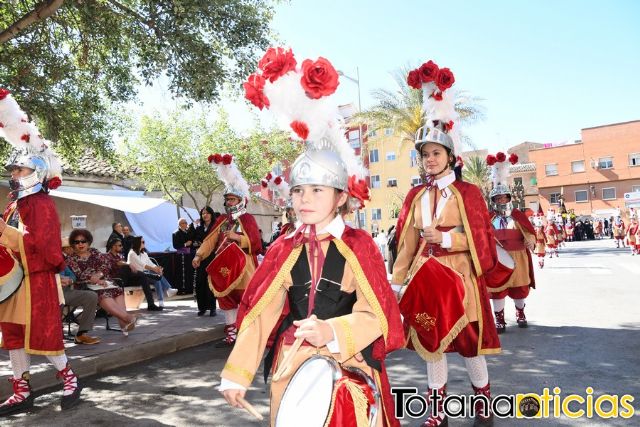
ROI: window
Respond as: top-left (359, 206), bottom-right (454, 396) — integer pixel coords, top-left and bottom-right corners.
top-left (409, 149), bottom-right (419, 167)
top-left (358, 211), bottom-right (366, 227)
top-left (632, 185), bottom-right (640, 193)
top-left (630, 153), bottom-right (640, 167)
top-left (545, 164), bottom-right (558, 176)
top-left (384, 127), bottom-right (394, 136)
top-left (571, 160), bottom-right (585, 173)
top-left (550, 192), bottom-right (561, 205)
top-left (369, 149), bottom-right (379, 163)
top-left (368, 129), bottom-right (377, 138)
top-left (602, 187), bottom-right (616, 200)
top-left (372, 208), bottom-right (382, 221)
top-left (371, 175), bottom-right (381, 189)
top-left (348, 129), bottom-right (361, 149)
top-left (598, 156), bottom-right (613, 169)
top-left (575, 190), bottom-right (588, 203)
top-left (513, 177), bottom-right (523, 186)
top-left (387, 178), bottom-right (398, 187)
top-left (386, 151), bottom-right (396, 161)
top-left (411, 176), bottom-right (422, 187)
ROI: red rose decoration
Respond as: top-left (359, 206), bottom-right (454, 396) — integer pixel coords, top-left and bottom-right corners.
top-left (300, 57), bottom-right (339, 99)
top-left (258, 47), bottom-right (297, 83)
top-left (21, 133), bottom-right (30, 142)
top-left (432, 91), bottom-right (443, 101)
top-left (47, 176), bottom-right (62, 190)
top-left (407, 69), bottom-right (422, 89)
top-left (444, 120), bottom-right (454, 132)
top-left (509, 153), bottom-right (519, 165)
top-left (0, 122), bottom-right (4, 128)
top-left (496, 152), bottom-right (506, 162)
top-left (486, 155), bottom-right (497, 166)
top-left (222, 154), bottom-right (233, 165)
top-left (212, 153), bottom-right (222, 164)
top-left (290, 120), bottom-right (309, 140)
top-left (207, 154), bottom-right (216, 163)
top-left (455, 156), bottom-right (464, 168)
top-left (0, 88), bottom-right (10, 100)
top-left (274, 176), bottom-right (282, 185)
top-left (436, 68), bottom-right (455, 91)
top-left (243, 73), bottom-right (270, 110)
top-left (265, 172), bottom-right (273, 181)
top-left (419, 60), bottom-right (439, 83)
top-left (261, 180), bottom-right (268, 188)
top-left (348, 175), bottom-right (370, 209)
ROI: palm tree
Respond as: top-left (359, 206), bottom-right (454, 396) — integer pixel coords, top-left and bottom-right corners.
top-left (354, 65), bottom-right (485, 150)
top-left (462, 155), bottom-right (491, 202)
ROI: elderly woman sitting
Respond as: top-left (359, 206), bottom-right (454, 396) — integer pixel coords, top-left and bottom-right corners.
top-left (65, 229), bottom-right (139, 335)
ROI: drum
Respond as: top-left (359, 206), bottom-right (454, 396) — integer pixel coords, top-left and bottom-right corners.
top-left (206, 242), bottom-right (246, 297)
top-left (0, 246), bottom-right (24, 304)
top-left (485, 245), bottom-right (515, 289)
top-left (275, 355), bottom-right (379, 427)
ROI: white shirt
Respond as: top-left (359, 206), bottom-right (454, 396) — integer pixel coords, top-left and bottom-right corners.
top-left (127, 250), bottom-right (152, 272)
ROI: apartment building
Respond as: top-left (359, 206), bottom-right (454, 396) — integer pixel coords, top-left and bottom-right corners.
top-left (528, 120), bottom-right (640, 219)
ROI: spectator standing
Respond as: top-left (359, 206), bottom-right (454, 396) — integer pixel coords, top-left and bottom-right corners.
top-left (192, 207), bottom-right (218, 317)
top-left (122, 225), bottom-right (134, 258)
top-left (172, 218), bottom-right (194, 295)
top-left (108, 223), bottom-right (125, 248)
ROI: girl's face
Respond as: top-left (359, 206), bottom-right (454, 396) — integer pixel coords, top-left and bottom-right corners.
top-left (420, 143), bottom-right (450, 177)
top-left (291, 185), bottom-right (347, 230)
top-left (201, 210), bottom-right (212, 222)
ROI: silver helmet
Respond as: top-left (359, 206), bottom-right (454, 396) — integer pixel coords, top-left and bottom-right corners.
top-left (415, 122), bottom-right (454, 154)
top-left (489, 183), bottom-right (512, 201)
top-left (290, 148), bottom-right (348, 191)
top-left (5, 151), bottom-right (49, 199)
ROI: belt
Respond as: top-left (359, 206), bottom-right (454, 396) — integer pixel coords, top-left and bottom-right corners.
top-left (418, 225), bottom-right (467, 257)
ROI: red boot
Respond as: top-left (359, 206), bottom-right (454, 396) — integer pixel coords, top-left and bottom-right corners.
top-left (515, 306), bottom-right (528, 328)
top-left (472, 382), bottom-right (494, 426)
top-left (216, 324), bottom-right (237, 347)
top-left (57, 363), bottom-right (82, 410)
top-left (494, 310), bottom-right (506, 334)
top-left (0, 373), bottom-right (34, 416)
top-left (422, 385), bottom-right (448, 427)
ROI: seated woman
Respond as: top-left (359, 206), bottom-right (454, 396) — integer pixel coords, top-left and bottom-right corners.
top-left (104, 238), bottom-right (161, 311)
top-left (65, 229), bottom-right (139, 335)
top-left (127, 236), bottom-right (177, 308)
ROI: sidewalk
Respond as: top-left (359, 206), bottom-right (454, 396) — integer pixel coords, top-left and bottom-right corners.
top-left (0, 296), bottom-right (225, 397)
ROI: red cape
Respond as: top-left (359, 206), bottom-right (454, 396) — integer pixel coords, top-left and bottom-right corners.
top-left (491, 208), bottom-right (536, 289)
top-left (211, 212), bottom-right (262, 263)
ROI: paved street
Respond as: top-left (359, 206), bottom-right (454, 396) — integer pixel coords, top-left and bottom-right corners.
top-left (2, 238), bottom-right (639, 426)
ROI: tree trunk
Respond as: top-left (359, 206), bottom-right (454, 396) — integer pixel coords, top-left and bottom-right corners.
top-left (0, 0), bottom-right (65, 44)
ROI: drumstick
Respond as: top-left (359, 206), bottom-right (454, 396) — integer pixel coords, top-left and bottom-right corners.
top-left (494, 236), bottom-right (505, 248)
top-left (272, 336), bottom-right (304, 382)
top-left (237, 396), bottom-right (264, 421)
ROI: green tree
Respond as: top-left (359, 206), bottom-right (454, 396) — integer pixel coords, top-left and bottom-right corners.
top-left (0, 0), bottom-right (275, 158)
top-left (462, 155), bottom-right (491, 202)
top-left (122, 109), bottom-right (302, 219)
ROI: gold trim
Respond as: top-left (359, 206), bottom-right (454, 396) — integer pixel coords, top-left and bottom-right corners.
top-left (239, 246), bottom-right (302, 334)
top-left (208, 269), bottom-right (245, 298)
top-left (395, 187), bottom-right (427, 283)
top-left (223, 362), bottom-right (254, 383)
top-left (408, 311), bottom-right (469, 362)
top-left (333, 240), bottom-right (388, 343)
top-left (337, 316), bottom-right (355, 357)
top-left (237, 217), bottom-right (252, 255)
top-left (449, 185), bottom-right (483, 276)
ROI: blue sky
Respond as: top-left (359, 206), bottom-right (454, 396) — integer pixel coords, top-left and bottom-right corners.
top-left (138, 0), bottom-right (640, 153)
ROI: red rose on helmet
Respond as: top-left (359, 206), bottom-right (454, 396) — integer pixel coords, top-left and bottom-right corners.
top-left (243, 73), bottom-right (270, 110)
top-left (258, 47), bottom-right (297, 83)
top-left (212, 153), bottom-right (222, 164)
top-left (509, 153), bottom-right (519, 165)
top-left (274, 176), bottom-right (282, 185)
top-left (419, 60), bottom-right (439, 83)
top-left (348, 175), bottom-right (370, 209)
top-left (207, 154), bottom-right (216, 163)
top-left (300, 57), bottom-right (339, 99)
top-left (21, 133), bottom-right (30, 142)
top-left (222, 154), bottom-right (233, 165)
top-left (432, 91), bottom-right (443, 101)
top-left (407, 69), bottom-right (422, 89)
top-left (47, 176), bottom-right (62, 190)
top-left (265, 172), bottom-right (273, 181)
top-left (496, 152), bottom-right (506, 162)
top-left (261, 180), bottom-right (268, 188)
top-left (290, 120), bottom-right (309, 140)
top-left (436, 68), bottom-right (455, 91)
top-left (486, 154), bottom-right (497, 166)
top-left (0, 88), bottom-right (10, 100)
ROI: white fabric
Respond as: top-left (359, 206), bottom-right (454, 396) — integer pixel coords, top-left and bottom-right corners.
top-left (127, 250), bottom-right (153, 272)
top-left (51, 186), bottom-right (166, 213)
top-left (224, 308), bottom-right (238, 325)
top-left (284, 215), bottom-right (345, 240)
top-left (124, 202), bottom-right (199, 252)
top-left (426, 355), bottom-right (448, 389)
top-left (9, 349), bottom-right (30, 379)
top-left (218, 377), bottom-right (247, 392)
top-left (46, 354), bottom-right (68, 371)
top-left (464, 356), bottom-right (489, 388)
top-left (440, 232), bottom-right (452, 248)
top-left (492, 298), bottom-right (506, 312)
top-left (514, 299), bottom-right (526, 309)
top-left (420, 171), bottom-right (456, 227)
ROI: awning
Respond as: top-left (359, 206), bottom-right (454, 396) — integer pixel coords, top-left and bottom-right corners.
top-left (50, 186), bottom-right (167, 214)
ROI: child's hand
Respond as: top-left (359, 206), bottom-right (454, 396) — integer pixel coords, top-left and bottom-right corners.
top-left (293, 314), bottom-right (334, 347)
top-left (222, 389), bottom-right (246, 408)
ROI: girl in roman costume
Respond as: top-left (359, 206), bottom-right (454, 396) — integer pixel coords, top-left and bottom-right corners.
top-left (545, 211), bottom-right (559, 257)
top-left (219, 47), bottom-right (404, 426)
top-left (486, 153), bottom-right (536, 334)
top-left (192, 154), bottom-right (262, 346)
top-left (613, 215), bottom-right (626, 248)
top-left (392, 61), bottom-right (500, 427)
top-left (533, 213), bottom-right (547, 268)
top-left (565, 219), bottom-right (574, 242)
top-left (626, 212), bottom-right (639, 255)
top-left (0, 89), bottom-right (81, 415)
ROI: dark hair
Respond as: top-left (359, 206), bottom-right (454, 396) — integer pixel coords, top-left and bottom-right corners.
top-left (106, 237), bottom-right (122, 252)
top-left (199, 206), bottom-right (218, 224)
top-left (112, 222), bottom-right (122, 232)
top-left (69, 229), bottom-right (93, 246)
top-left (130, 235), bottom-right (146, 255)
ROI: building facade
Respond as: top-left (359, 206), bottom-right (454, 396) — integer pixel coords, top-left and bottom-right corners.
top-left (528, 120), bottom-right (640, 220)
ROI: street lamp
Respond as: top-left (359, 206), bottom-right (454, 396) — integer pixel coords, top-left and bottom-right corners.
top-left (338, 68), bottom-right (365, 230)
